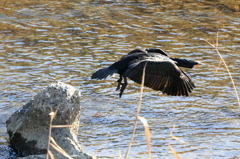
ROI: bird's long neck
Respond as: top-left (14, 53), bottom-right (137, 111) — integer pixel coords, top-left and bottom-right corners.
top-left (170, 57), bottom-right (199, 68)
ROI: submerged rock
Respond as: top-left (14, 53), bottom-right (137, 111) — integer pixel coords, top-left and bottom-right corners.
top-left (6, 82), bottom-right (94, 159)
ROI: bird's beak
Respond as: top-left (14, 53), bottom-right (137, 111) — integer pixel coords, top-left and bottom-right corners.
top-left (194, 61), bottom-right (203, 68)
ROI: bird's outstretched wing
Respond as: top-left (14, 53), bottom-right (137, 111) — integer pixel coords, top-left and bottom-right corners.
top-left (91, 67), bottom-right (118, 80)
top-left (124, 59), bottom-right (195, 96)
top-left (146, 48), bottom-right (169, 57)
top-left (121, 48), bottom-right (168, 60)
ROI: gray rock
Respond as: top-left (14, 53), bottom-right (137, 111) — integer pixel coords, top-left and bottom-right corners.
top-left (6, 82), bottom-right (94, 159)
top-left (12, 153), bottom-right (94, 159)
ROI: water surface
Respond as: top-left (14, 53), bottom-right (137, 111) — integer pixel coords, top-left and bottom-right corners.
top-left (0, 0), bottom-right (240, 158)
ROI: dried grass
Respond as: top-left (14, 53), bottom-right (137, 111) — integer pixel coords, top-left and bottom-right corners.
top-left (205, 32), bottom-right (240, 107)
top-left (169, 126), bottom-right (185, 144)
top-left (46, 109), bottom-right (73, 159)
top-left (138, 116), bottom-right (151, 158)
top-left (168, 144), bottom-right (181, 159)
top-left (125, 62), bottom-right (152, 159)
top-left (168, 125), bottom-right (185, 159)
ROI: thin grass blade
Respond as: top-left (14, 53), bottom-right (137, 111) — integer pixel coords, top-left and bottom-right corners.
top-left (48, 150), bottom-right (55, 159)
top-left (125, 62), bottom-right (148, 159)
top-left (168, 144), bottom-right (181, 159)
top-left (138, 116), bottom-right (151, 159)
top-left (50, 143), bottom-right (73, 159)
top-left (205, 32), bottom-right (240, 107)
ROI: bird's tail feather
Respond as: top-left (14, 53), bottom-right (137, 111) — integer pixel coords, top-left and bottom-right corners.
top-left (91, 68), bottom-right (117, 80)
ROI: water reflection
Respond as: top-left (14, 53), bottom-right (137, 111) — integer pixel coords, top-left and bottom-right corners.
top-left (0, 0), bottom-right (240, 158)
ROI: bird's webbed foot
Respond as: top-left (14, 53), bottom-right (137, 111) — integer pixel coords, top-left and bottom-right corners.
top-left (119, 77), bottom-right (128, 98)
top-left (116, 75), bottom-right (123, 91)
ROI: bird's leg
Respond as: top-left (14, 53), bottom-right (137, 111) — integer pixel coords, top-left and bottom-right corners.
top-left (119, 77), bottom-right (128, 98)
top-left (116, 75), bottom-right (123, 91)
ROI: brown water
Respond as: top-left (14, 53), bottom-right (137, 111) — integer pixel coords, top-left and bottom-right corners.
top-left (0, 0), bottom-right (240, 158)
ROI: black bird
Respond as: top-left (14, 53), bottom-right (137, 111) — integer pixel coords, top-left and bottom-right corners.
top-left (91, 48), bottom-right (200, 97)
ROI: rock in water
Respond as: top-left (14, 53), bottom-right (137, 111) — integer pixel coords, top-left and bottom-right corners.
top-left (6, 82), bottom-right (94, 159)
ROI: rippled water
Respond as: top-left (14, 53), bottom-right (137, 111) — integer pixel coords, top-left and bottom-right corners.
top-left (0, 0), bottom-right (240, 158)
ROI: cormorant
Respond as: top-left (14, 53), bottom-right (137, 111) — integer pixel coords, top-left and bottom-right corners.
top-left (91, 48), bottom-right (200, 97)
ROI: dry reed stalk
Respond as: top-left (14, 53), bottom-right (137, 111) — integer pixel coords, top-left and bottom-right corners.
top-left (169, 126), bottom-right (185, 143)
top-left (138, 116), bottom-right (151, 158)
top-left (170, 135), bottom-right (185, 143)
top-left (119, 149), bottom-right (122, 159)
top-left (125, 62), bottom-right (148, 159)
top-left (46, 109), bottom-right (58, 159)
top-left (50, 137), bottom-right (63, 150)
top-left (51, 125), bottom-right (83, 128)
top-left (215, 60), bottom-right (222, 73)
top-left (205, 32), bottom-right (240, 107)
top-left (168, 125), bottom-right (184, 159)
top-left (49, 141), bottom-right (72, 159)
top-left (168, 144), bottom-right (181, 159)
top-left (47, 150), bottom-right (55, 159)
top-left (46, 109), bottom-right (73, 159)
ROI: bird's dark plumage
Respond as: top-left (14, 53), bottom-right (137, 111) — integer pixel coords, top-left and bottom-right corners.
top-left (91, 48), bottom-right (200, 97)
